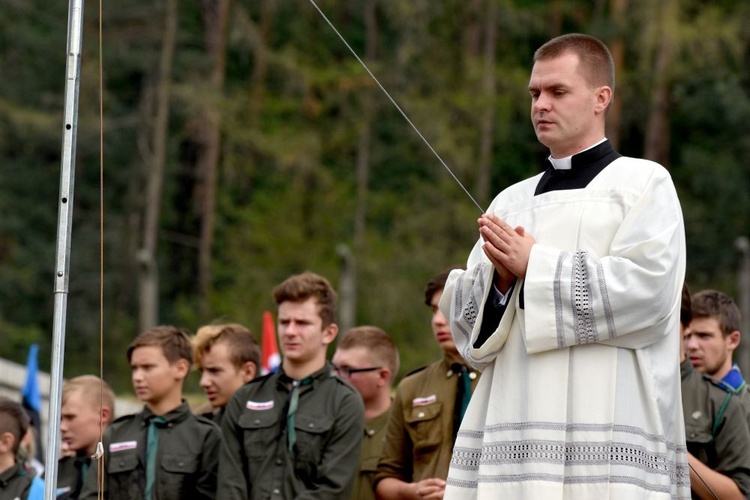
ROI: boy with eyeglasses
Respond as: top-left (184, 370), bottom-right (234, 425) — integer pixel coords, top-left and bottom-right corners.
top-left (333, 326), bottom-right (399, 500)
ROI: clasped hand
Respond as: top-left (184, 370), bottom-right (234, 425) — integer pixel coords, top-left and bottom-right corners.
top-left (478, 213), bottom-right (535, 291)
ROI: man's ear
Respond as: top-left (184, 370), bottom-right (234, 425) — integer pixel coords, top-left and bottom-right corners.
top-left (377, 367), bottom-right (391, 388)
top-left (728, 330), bottom-right (741, 351)
top-left (594, 86), bottom-right (612, 114)
top-left (322, 323), bottom-right (339, 345)
top-left (0, 431), bottom-right (15, 455)
top-left (241, 361), bottom-right (257, 383)
top-left (101, 405), bottom-right (113, 426)
top-left (173, 358), bottom-right (190, 379)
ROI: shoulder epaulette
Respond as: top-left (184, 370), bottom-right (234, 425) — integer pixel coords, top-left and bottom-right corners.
top-left (111, 413), bottom-right (138, 425)
top-left (247, 372), bottom-right (275, 384)
top-left (330, 374), bottom-right (358, 391)
top-left (404, 365), bottom-right (428, 378)
top-left (194, 413), bottom-right (221, 429)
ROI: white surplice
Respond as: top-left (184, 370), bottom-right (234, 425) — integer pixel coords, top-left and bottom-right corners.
top-left (440, 156), bottom-right (689, 499)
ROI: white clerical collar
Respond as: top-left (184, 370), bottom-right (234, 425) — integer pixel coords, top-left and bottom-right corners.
top-left (548, 138), bottom-right (607, 170)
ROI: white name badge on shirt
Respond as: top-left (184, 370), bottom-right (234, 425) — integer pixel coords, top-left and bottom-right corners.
top-left (110, 440), bottom-right (137, 452)
top-left (247, 400), bottom-right (274, 411)
top-left (412, 394), bottom-right (437, 407)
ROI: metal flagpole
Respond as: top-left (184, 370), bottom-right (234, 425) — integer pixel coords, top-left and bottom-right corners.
top-left (44, 0), bottom-right (85, 498)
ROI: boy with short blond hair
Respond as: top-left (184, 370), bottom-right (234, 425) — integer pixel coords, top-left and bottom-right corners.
top-left (80, 326), bottom-right (221, 500)
top-left (0, 397), bottom-right (44, 499)
top-left (57, 375), bottom-right (115, 499)
top-left (193, 323), bottom-right (260, 425)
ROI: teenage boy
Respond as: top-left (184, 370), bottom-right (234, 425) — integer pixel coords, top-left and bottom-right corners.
top-left (679, 285), bottom-right (750, 499)
top-left (0, 397), bottom-right (44, 500)
top-left (375, 268), bottom-right (480, 500)
top-left (332, 326), bottom-right (399, 500)
top-left (80, 326), bottom-right (222, 500)
top-left (218, 272), bottom-right (364, 499)
top-left (687, 289), bottom-right (750, 427)
top-left (193, 323), bottom-right (260, 426)
top-left (57, 375), bottom-right (115, 499)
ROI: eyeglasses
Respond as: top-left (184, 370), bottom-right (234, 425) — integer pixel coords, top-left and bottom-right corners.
top-left (333, 365), bottom-right (382, 378)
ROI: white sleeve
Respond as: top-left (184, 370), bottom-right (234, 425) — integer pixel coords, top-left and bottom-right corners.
top-left (522, 167), bottom-right (686, 354)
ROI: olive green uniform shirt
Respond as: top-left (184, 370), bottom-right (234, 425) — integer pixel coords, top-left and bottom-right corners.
top-left (681, 359), bottom-right (750, 497)
top-left (55, 454), bottom-right (90, 499)
top-left (350, 407), bottom-right (391, 500)
top-left (735, 385), bottom-right (750, 433)
top-left (374, 357), bottom-right (479, 487)
top-left (79, 401), bottom-right (221, 500)
top-left (0, 463), bottom-right (37, 500)
top-left (218, 363), bottom-right (365, 499)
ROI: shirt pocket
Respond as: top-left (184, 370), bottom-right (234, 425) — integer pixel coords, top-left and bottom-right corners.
top-left (107, 451), bottom-right (140, 499)
top-left (684, 421), bottom-right (717, 466)
top-left (161, 453), bottom-right (198, 474)
top-left (360, 454), bottom-right (379, 474)
top-left (159, 454), bottom-right (199, 499)
top-left (108, 450), bottom-right (139, 475)
top-left (239, 409), bottom-right (280, 459)
top-left (293, 413), bottom-right (334, 478)
top-left (404, 403), bottom-right (443, 461)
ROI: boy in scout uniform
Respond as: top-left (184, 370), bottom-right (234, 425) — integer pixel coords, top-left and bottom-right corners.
top-left (218, 272), bottom-right (364, 499)
top-left (0, 397), bottom-right (44, 500)
top-left (192, 323), bottom-right (260, 426)
top-left (332, 326), bottom-right (399, 500)
top-left (687, 289), bottom-right (750, 430)
top-left (80, 326), bottom-right (221, 500)
top-left (56, 375), bottom-right (115, 499)
top-left (375, 268), bottom-right (480, 499)
top-left (680, 286), bottom-right (750, 499)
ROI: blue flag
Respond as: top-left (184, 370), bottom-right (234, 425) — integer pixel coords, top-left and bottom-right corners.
top-left (21, 343), bottom-right (44, 461)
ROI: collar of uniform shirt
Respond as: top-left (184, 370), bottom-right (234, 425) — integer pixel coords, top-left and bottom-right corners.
top-left (547, 138), bottom-right (607, 171)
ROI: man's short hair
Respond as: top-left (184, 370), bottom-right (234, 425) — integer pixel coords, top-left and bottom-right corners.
top-left (680, 283), bottom-right (692, 329)
top-left (193, 323), bottom-right (261, 369)
top-left (691, 290), bottom-right (742, 337)
top-left (0, 397), bottom-right (29, 455)
top-left (63, 375), bottom-right (115, 416)
top-left (534, 33), bottom-right (615, 93)
top-left (337, 326), bottom-right (400, 380)
top-left (273, 272), bottom-right (337, 327)
top-left (127, 325), bottom-right (193, 364)
top-left (425, 266), bottom-right (462, 306)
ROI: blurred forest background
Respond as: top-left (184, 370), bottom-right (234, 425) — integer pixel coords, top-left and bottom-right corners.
top-left (1, 0), bottom-right (750, 392)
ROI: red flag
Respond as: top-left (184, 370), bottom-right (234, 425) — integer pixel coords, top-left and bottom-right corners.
top-left (261, 311), bottom-right (281, 375)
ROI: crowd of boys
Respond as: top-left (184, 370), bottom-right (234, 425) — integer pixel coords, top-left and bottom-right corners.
top-left (3, 268), bottom-right (745, 500)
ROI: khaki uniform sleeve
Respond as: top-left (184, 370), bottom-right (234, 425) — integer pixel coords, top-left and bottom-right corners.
top-left (375, 384), bottom-right (411, 486)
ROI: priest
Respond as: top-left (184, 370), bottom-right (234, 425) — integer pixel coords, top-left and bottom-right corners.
top-left (440, 33), bottom-right (688, 499)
